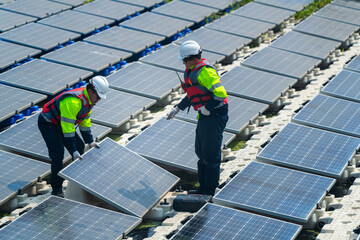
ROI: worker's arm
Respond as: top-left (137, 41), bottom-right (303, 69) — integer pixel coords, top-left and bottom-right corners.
top-left (78, 110), bottom-right (94, 144)
top-left (59, 97), bottom-right (82, 155)
top-left (198, 67), bottom-right (227, 110)
top-left (177, 96), bottom-right (190, 111)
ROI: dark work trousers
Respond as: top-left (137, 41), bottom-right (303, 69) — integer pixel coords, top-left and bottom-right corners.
top-left (195, 104), bottom-right (228, 196)
top-left (37, 114), bottom-right (85, 191)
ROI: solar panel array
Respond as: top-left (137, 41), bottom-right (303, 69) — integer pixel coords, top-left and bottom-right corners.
top-left (321, 69), bottom-right (360, 103)
top-left (74, 0), bottom-right (143, 21)
top-left (254, 0), bottom-right (313, 11)
top-left (139, 44), bottom-right (225, 72)
top-left (171, 203), bottom-right (302, 240)
top-left (232, 2), bottom-right (295, 25)
top-left (107, 62), bottom-right (180, 100)
top-left (182, 0), bottom-right (236, 10)
top-left (206, 14), bottom-right (275, 39)
top-left (221, 66), bottom-right (297, 104)
top-left (175, 27), bottom-right (252, 56)
top-left (116, 0), bottom-right (164, 8)
top-left (84, 26), bottom-right (165, 54)
top-left (126, 118), bottom-right (235, 172)
top-left (120, 12), bottom-right (194, 38)
top-left (292, 94), bottom-right (360, 138)
top-left (38, 10), bottom-right (115, 35)
top-left (0, 41), bottom-right (40, 70)
top-left (241, 47), bottom-right (321, 80)
top-left (0, 0), bottom-right (71, 19)
top-left (0, 196), bottom-right (141, 239)
top-left (293, 16), bottom-right (358, 42)
top-left (257, 123), bottom-right (360, 178)
top-left (0, 23), bottom-right (80, 51)
top-left (41, 42), bottom-right (132, 73)
top-left (315, 3), bottom-right (360, 27)
top-left (48, 0), bottom-right (85, 7)
top-left (60, 138), bottom-right (179, 217)
top-left (0, 9), bottom-right (36, 33)
top-left (175, 96), bottom-right (269, 134)
top-left (332, 0), bottom-right (360, 11)
top-left (345, 54), bottom-right (360, 73)
top-left (0, 84), bottom-right (46, 122)
top-left (152, 0), bottom-right (216, 23)
top-left (0, 150), bottom-right (50, 205)
top-left (213, 161), bottom-right (335, 223)
top-left (0, 112), bottom-right (111, 162)
top-left (91, 89), bottom-right (156, 128)
top-left (270, 31), bottom-right (341, 60)
top-left (0, 59), bottom-right (92, 95)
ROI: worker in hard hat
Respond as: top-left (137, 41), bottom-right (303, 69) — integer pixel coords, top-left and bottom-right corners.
top-left (37, 76), bottom-right (109, 197)
top-left (167, 40), bottom-right (228, 196)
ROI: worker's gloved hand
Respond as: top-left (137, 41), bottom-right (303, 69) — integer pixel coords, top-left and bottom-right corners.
top-left (89, 142), bottom-right (100, 148)
top-left (72, 151), bottom-right (83, 161)
top-left (167, 106), bottom-right (180, 120)
top-left (198, 106), bottom-right (210, 116)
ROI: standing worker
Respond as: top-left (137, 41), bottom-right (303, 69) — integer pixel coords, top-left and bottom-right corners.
top-left (38, 76), bottom-right (109, 197)
top-left (167, 40), bottom-right (228, 196)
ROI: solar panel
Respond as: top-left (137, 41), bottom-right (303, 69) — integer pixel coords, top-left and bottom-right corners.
top-left (91, 89), bottom-right (156, 128)
top-left (0, 150), bottom-right (50, 206)
top-left (0, 112), bottom-right (111, 162)
top-left (232, 2), bottom-right (295, 25)
top-left (258, 123), bottom-right (360, 178)
top-left (0, 84), bottom-right (46, 122)
top-left (206, 14), bottom-right (275, 39)
top-left (292, 94), bottom-right (360, 138)
top-left (270, 31), bottom-right (341, 60)
top-left (0, 40), bottom-right (40, 70)
top-left (213, 161), bottom-right (335, 223)
top-left (0, 0), bottom-right (71, 19)
top-left (175, 96), bottom-right (268, 134)
top-left (38, 10), bottom-right (114, 35)
top-left (41, 42), bottom-right (132, 73)
top-left (171, 203), bottom-right (302, 240)
top-left (139, 44), bottom-right (225, 72)
top-left (315, 4), bottom-right (360, 27)
top-left (293, 16), bottom-right (358, 42)
top-left (120, 12), bottom-right (194, 38)
top-left (114, 0), bottom-right (163, 8)
top-left (152, 0), bottom-right (217, 23)
top-left (0, 59), bottom-right (92, 95)
top-left (60, 138), bottom-right (179, 217)
top-left (241, 47), bottom-right (321, 80)
top-left (254, 0), bottom-right (313, 11)
top-left (321, 70), bottom-right (360, 103)
top-left (221, 66), bottom-right (296, 104)
top-left (48, 0), bottom-right (85, 7)
top-left (181, 0), bottom-right (236, 10)
top-left (0, 9), bottom-right (36, 33)
top-left (175, 27), bottom-right (252, 56)
top-left (74, 0), bottom-right (143, 21)
top-left (107, 62), bottom-right (180, 100)
top-left (84, 26), bottom-right (165, 54)
top-left (0, 196), bottom-right (141, 238)
top-left (126, 118), bottom-right (235, 172)
top-left (0, 23), bottom-right (80, 51)
top-left (332, 0), bottom-right (360, 11)
top-left (345, 54), bottom-right (360, 73)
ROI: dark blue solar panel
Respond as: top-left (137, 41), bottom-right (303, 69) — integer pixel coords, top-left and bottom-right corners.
top-left (345, 54), bottom-right (360, 73)
top-left (171, 203), bottom-right (302, 240)
top-left (321, 69), bottom-right (360, 103)
top-left (0, 196), bottom-right (141, 238)
top-left (292, 94), bottom-right (360, 138)
top-left (257, 123), bottom-right (360, 178)
top-left (213, 162), bottom-right (335, 223)
top-left (60, 138), bottom-right (179, 217)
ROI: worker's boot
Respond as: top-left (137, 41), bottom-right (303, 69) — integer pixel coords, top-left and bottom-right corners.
top-left (51, 188), bottom-right (64, 198)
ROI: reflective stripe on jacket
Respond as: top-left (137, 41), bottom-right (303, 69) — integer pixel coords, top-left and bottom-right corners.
top-left (182, 58), bottom-right (227, 111)
top-left (42, 88), bottom-right (93, 137)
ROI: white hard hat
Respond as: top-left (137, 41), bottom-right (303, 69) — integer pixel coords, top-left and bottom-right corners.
top-left (178, 40), bottom-right (202, 60)
top-left (89, 76), bottom-right (109, 99)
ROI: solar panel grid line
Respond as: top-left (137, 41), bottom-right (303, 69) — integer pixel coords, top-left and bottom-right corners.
top-left (332, 0), bottom-right (360, 11)
top-left (0, 9), bottom-right (37, 33)
top-left (315, 3), bottom-right (360, 27)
